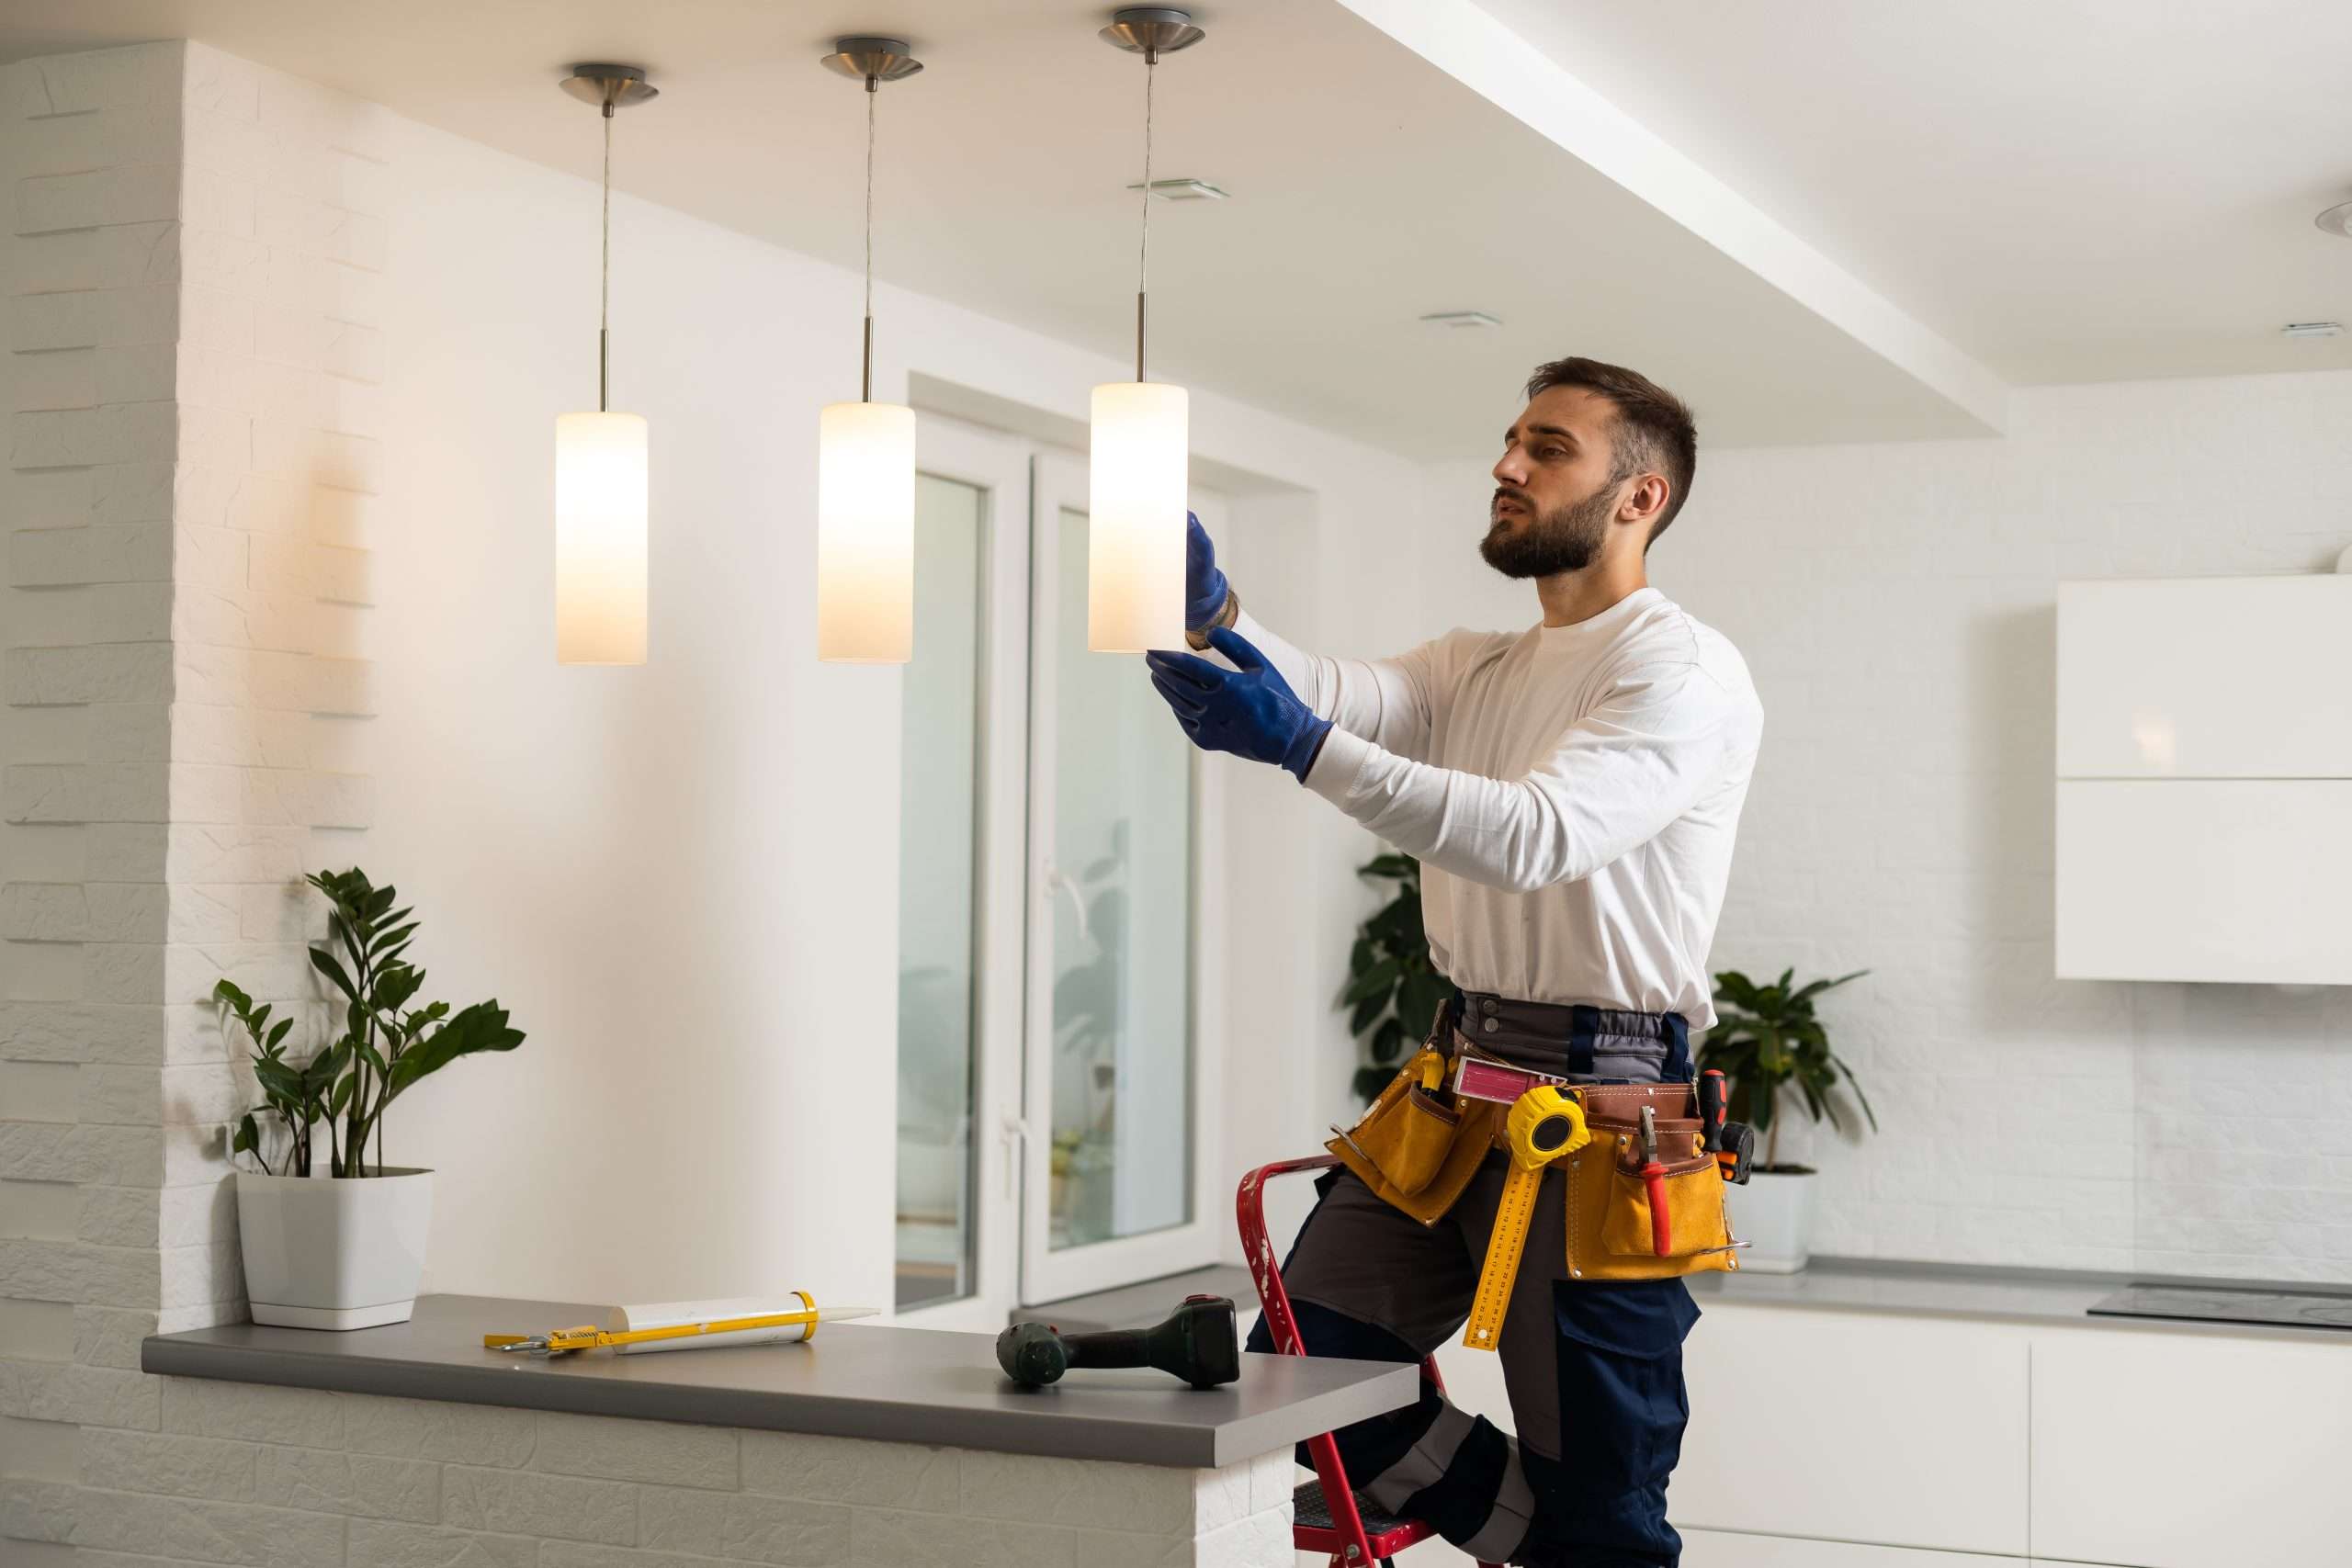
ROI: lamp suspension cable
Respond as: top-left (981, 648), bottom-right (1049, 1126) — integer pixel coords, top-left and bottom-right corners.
top-left (863, 74), bottom-right (876, 401)
top-left (1136, 47), bottom-right (1154, 382)
top-left (599, 100), bottom-right (612, 412)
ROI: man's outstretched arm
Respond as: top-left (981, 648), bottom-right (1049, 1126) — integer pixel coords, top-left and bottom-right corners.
top-left (1185, 514), bottom-right (1442, 761)
top-left (1305, 660), bottom-right (1756, 892)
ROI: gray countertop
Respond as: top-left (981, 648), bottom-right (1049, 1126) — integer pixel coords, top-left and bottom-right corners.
top-left (141, 1293), bottom-right (1419, 1470)
top-left (1690, 1255), bottom-right (2352, 1341)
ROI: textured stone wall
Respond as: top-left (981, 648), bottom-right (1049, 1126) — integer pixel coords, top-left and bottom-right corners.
top-left (1, 38), bottom-right (383, 1551)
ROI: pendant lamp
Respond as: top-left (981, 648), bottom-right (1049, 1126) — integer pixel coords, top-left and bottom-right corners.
top-left (554, 64), bottom-right (657, 666)
top-left (1089, 8), bottom-right (1204, 654)
top-left (817, 38), bottom-right (925, 664)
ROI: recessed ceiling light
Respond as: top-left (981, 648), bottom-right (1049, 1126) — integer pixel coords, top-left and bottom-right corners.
top-left (2316, 202), bottom-right (2352, 238)
top-left (1125, 177), bottom-right (1227, 201)
top-left (2280, 321), bottom-right (2345, 338)
top-left (1420, 310), bottom-right (1502, 330)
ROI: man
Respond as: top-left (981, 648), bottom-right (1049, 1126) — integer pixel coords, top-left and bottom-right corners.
top-left (1147, 356), bottom-right (1762, 1566)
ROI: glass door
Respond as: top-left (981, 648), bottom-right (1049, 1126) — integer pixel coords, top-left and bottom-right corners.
top-left (1020, 453), bottom-right (1225, 1303)
top-left (891, 419), bottom-right (1030, 1329)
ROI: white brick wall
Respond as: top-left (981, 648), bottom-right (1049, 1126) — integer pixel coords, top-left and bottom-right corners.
top-left (1417, 369), bottom-right (2352, 1283)
top-left (2, 39), bottom-right (383, 1549)
top-left (0, 1380), bottom-right (1295, 1567)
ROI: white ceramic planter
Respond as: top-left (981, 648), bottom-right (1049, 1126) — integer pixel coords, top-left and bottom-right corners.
top-left (1730, 1168), bottom-right (1814, 1273)
top-left (234, 1167), bottom-right (434, 1329)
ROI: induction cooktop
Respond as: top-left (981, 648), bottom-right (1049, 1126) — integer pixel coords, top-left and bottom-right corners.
top-left (2089, 1283), bottom-right (2352, 1332)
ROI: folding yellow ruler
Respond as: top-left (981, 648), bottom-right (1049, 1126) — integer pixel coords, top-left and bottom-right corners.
top-left (1462, 1087), bottom-right (1589, 1352)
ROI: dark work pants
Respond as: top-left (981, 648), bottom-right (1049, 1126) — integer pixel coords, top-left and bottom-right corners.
top-left (1248, 1168), bottom-right (1699, 1566)
top-left (1255, 998), bottom-right (1702, 1565)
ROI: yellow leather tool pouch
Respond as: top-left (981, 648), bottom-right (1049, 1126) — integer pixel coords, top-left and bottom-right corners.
top-left (1563, 1086), bottom-right (1739, 1280)
top-left (1328, 1048), bottom-right (1498, 1226)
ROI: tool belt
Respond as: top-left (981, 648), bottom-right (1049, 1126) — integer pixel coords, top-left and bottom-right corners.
top-left (1328, 998), bottom-right (1745, 1283)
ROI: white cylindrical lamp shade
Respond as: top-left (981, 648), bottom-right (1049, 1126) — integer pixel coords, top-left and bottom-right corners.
top-left (1087, 381), bottom-right (1188, 653)
top-left (817, 400), bottom-right (917, 663)
top-left (554, 411), bottom-right (650, 665)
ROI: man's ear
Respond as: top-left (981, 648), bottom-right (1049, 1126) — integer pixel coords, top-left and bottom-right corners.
top-left (1618, 472), bottom-right (1670, 528)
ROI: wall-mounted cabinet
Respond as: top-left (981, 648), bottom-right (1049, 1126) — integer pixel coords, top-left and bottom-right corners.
top-left (2055, 576), bottom-right (2352, 984)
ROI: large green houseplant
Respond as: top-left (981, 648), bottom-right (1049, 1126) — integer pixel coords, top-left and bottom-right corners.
top-left (213, 868), bottom-right (524, 1328)
top-left (1698, 966), bottom-right (1873, 1271)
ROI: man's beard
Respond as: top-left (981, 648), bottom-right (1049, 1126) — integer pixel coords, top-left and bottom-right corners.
top-left (1479, 482), bottom-right (1616, 579)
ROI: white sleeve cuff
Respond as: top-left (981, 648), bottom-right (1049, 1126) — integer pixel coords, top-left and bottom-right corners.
top-left (1303, 725), bottom-right (1373, 802)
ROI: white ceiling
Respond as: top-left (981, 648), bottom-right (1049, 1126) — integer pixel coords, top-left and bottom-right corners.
top-left (1472, 0), bottom-right (2352, 386)
top-left (7, 0), bottom-right (2348, 455)
top-left (0, 0), bottom-right (2012, 456)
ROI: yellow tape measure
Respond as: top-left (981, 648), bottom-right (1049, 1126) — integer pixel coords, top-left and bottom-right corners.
top-left (1462, 1088), bottom-right (1589, 1353)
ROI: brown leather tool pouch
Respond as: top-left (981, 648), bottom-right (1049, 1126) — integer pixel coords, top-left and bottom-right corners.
top-left (1328, 1047), bottom-right (1498, 1226)
top-left (1563, 1084), bottom-right (1739, 1280)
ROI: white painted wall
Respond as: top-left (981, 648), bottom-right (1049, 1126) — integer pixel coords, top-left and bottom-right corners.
top-left (360, 111), bottom-right (1419, 1309)
top-left (1405, 370), bottom-right (2352, 1282)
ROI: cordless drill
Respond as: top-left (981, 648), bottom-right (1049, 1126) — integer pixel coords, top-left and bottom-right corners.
top-left (995, 1294), bottom-right (1240, 1390)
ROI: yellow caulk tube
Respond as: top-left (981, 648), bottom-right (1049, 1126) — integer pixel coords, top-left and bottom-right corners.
top-left (1462, 1088), bottom-right (1589, 1353)
top-left (484, 1293), bottom-right (879, 1356)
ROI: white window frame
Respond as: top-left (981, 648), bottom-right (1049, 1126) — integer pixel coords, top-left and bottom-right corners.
top-left (1017, 451), bottom-right (1227, 1305)
top-left (890, 418), bottom-right (1031, 1332)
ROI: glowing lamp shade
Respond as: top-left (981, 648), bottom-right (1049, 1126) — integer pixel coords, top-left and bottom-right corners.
top-left (817, 400), bottom-right (917, 663)
top-left (554, 411), bottom-right (649, 665)
top-left (1087, 380), bottom-right (1188, 653)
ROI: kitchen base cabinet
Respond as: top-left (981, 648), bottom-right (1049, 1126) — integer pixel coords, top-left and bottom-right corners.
top-left (1675, 1306), bottom-right (2031, 1555)
top-left (2029, 1325), bottom-right (2352, 1568)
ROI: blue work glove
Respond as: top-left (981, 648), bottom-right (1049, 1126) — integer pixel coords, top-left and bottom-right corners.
top-left (1147, 627), bottom-right (1333, 783)
top-left (1184, 513), bottom-right (1229, 632)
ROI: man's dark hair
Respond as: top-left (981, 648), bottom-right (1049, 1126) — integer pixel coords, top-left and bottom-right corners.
top-left (1523, 356), bottom-right (1697, 547)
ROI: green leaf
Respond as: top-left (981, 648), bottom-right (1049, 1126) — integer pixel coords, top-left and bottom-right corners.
top-left (212, 977), bottom-right (254, 1013)
top-left (1348, 938), bottom-right (1374, 975)
top-left (384, 1001), bottom-right (524, 1099)
top-left (1342, 958), bottom-right (1399, 1006)
top-left (1351, 1065), bottom-right (1395, 1101)
top-left (310, 947), bottom-right (358, 1000)
top-left (232, 1114), bottom-right (258, 1156)
top-left (265, 1018), bottom-right (292, 1050)
top-left (254, 1056), bottom-right (305, 1101)
top-left (302, 1037), bottom-right (349, 1094)
top-left (1834, 1054), bottom-right (1880, 1132)
top-left (369, 922), bottom-right (418, 957)
top-left (1371, 1016), bottom-right (1408, 1065)
top-left (1349, 993), bottom-right (1387, 1037)
top-left (329, 1076), bottom-right (355, 1116)
top-left (372, 964), bottom-right (424, 1014)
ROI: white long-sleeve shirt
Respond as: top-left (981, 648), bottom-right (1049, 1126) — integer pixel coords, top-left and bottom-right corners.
top-left (1239, 587), bottom-right (1761, 1028)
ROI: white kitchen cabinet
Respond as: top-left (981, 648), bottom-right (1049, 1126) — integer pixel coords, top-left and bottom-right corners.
top-left (2029, 1325), bottom-right (2352, 1568)
top-left (2054, 574), bottom-right (2352, 984)
top-left (2055, 575), bottom-right (2352, 779)
top-left (2054, 779), bottom-right (2352, 984)
top-left (1673, 1308), bottom-right (2030, 1555)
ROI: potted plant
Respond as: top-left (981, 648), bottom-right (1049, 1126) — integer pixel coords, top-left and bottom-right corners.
top-left (1697, 967), bottom-right (1874, 1272)
top-left (1341, 852), bottom-right (1452, 1100)
top-left (214, 868), bottom-right (524, 1328)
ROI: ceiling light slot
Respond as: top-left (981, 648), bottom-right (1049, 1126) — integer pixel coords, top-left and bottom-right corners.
top-left (1125, 177), bottom-right (1227, 201)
